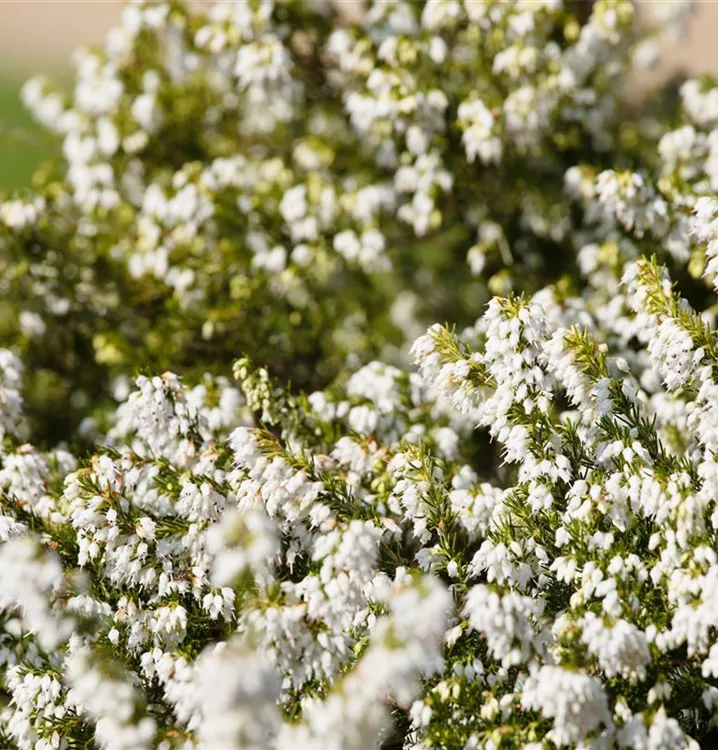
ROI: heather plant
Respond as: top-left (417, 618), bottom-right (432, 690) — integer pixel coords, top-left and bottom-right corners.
top-left (0, 0), bottom-right (685, 443)
top-left (8, 1), bottom-right (718, 749)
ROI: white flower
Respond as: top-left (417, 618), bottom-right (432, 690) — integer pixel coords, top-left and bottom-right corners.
top-left (521, 665), bottom-right (613, 746)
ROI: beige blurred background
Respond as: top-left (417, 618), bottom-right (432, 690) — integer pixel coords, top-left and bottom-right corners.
top-left (0, 2), bottom-right (174, 77)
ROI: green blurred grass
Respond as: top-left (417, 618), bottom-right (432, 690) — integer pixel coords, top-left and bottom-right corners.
top-left (0, 78), bottom-right (50, 192)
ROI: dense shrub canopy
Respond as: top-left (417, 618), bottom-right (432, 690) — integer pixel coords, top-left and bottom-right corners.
top-left (6, 1), bottom-right (718, 749)
top-left (1, 0), bottom-right (676, 443)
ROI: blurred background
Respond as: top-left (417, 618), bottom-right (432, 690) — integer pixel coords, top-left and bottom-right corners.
top-left (0, 1), bottom-right (716, 191)
top-left (0, 3), bottom-right (122, 191)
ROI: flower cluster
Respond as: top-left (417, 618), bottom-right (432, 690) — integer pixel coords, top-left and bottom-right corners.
top-left (9, 0), bottom-right (718, 749)
top-left (0, 0), bottom-right (684, 445)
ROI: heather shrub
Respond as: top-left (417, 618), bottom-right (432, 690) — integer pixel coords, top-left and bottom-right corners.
top-left (0, 0), bottom-right (681, 442)
top-left (7, 2), bottom-right (718, 749)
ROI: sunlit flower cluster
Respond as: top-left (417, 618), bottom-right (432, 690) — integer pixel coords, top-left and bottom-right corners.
top-left (8, 0), bottom-right (718, 748)
top-left (1, 0), bottom-right (687, 444)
